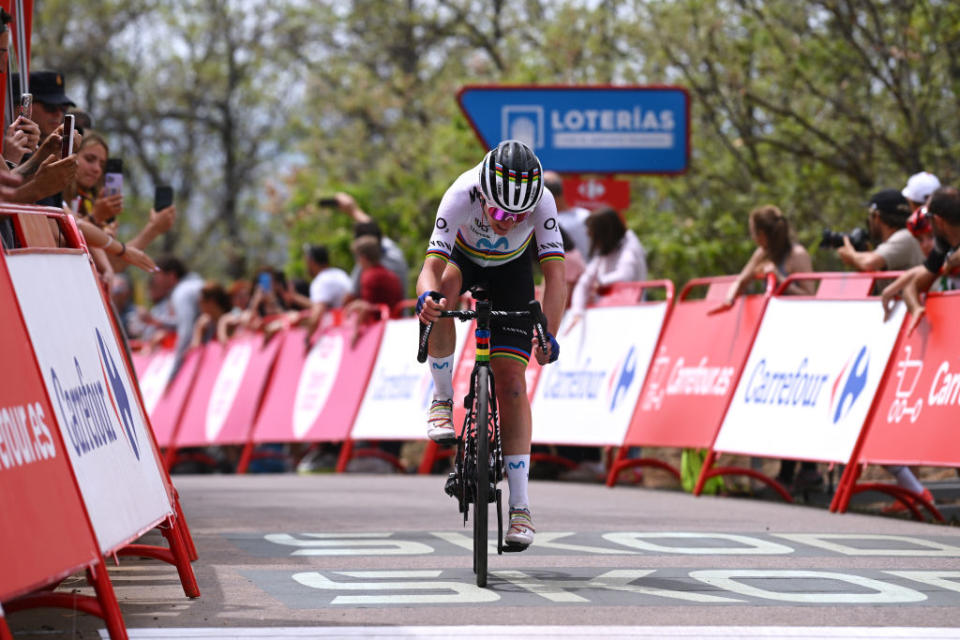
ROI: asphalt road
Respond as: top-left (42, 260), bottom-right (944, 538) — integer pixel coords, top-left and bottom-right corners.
top-left (8, 473), bottom-right (960, 639)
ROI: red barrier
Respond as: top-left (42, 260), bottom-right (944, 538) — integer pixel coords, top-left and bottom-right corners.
top-left (171, 332), bottom-right (282, 467)
top-left (0, 239), bottom-right (126, 637)
top-left (134, 347), bottom-right (202, 448)
top-left (832, 289), bottom-right (960, 521)
top-left (610, 275), bottom-right (775, 488)
top-left (694, 272), bottom-right (905, 503)
top-left (241, 318), bottom-right (386, 471)
top-left (3, 207), bottom-right (198, 608)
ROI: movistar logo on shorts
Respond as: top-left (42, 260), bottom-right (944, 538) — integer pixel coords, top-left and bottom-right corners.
top-left (742, 357), bottom-right (829, 408)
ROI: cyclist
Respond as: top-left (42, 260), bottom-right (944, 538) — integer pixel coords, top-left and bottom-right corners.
top-left (416, 140), bottom-right (565, 549)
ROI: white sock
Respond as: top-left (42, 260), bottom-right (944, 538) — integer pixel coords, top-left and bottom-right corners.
top-left (889, 465), bottom-right (925, 494)
top-left (504, 454), bottom-right (530, 508)
top-left (427, 354), bottom-right (454, 400)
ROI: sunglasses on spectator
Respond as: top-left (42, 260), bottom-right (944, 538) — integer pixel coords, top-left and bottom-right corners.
top-left (480, 196), bottom-right (531, 223)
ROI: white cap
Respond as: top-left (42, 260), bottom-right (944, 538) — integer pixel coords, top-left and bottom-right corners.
top-left (902, 171), bottom-right (941, 204)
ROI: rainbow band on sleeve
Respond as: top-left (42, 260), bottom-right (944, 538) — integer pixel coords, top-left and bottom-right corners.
top-left (425, 247), bottom-right (451, 261)
top-left (538, 251), bottom-right (565, 263)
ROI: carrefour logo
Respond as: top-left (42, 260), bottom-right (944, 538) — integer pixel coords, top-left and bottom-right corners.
top-left (743, 358), bottom-right (829, 408)
top-left (608, 346), bottom-right (637, 412)
top-left (50, 328), bottom-right (140, 460)
top-left (829, 346), bottom-right (870, 424)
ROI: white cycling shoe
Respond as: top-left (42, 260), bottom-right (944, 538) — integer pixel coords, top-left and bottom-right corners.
top-left (426, 398), bottom-right (456, 444)
top-left (505, 505), bottom-right (534, 549)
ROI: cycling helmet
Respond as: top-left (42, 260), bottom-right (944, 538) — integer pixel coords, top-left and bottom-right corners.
top-left (478, 140), bottom-right (544, 214)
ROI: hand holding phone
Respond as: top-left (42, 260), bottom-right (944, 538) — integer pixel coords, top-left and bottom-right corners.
top-left (154, 185), bottom-right (174, 211)
top-left (60, 114), bottom-right (75, 159)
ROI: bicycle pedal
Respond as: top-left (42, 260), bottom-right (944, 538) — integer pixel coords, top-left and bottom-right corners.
top-left (443, 472), bottom-right (459, 498)
top-left (502, 542), bottom-right (529, 553)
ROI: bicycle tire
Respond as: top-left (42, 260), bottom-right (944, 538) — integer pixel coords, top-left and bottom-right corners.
top-left (473, 366), bottom-right (490, 588)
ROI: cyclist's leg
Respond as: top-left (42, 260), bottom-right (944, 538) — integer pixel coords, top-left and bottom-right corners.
top-left (426, 255), bottom-right (467, 442)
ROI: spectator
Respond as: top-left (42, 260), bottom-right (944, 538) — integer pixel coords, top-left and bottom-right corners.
top-left (302, 244), bottom-right (352, 340)
top-left (544, 171), bottom-right (590, 257)
top-left (348, 235), bottom-right (404, 311)
top-left (328, 192), bottom-right (409, 296)
top-left (883, 186), bottom-right (960, 335)
top-left (151, 255), bottom-right (204, 373)
top-left (568, 207), bottom-right (647, 319)
top-left (902, 171), bottom-right (941, 213)
top-left (61, 132), bottom-right (121, 224)
top-left (836, 189), bottom-right (924, 272)
top-left (0, 11), bottom-right (39, 169)
top-left (191, 281), bottom-right (233, 347)
top-left (713, 204), bottom-right (820, 494)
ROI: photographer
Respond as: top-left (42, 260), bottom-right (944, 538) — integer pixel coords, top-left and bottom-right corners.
top-left (836, 190), bottom-right (924, 272)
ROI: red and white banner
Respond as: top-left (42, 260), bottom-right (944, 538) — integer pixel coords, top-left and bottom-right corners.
top-left (351, 318), bottom-right (468, 441)
top-left (250, 321), bottom-right (384, 443)
top-left (713, 297), bottom-right (905, 462)
top-left (623, 283), bottom-right (768, 449)
top-left (0, 253), bottom-right (100, 601)
top-left (138, 347), bottom-right (201, 448)
top-left (132, 348), bottom-right (176, 417)
top-left (563, 177), bottom-right (630, 211)
top-left (858, 291), bottom-right (960, 466)
top-left (530, 303), bottom-right (668, 445)
top-left (174, 333), bottom-right (282, 447)
top-left (6, 252), bottom-right (173, 553)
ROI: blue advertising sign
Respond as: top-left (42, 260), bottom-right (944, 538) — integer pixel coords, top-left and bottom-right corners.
top-left (457, 85), bottom-right (689, 174)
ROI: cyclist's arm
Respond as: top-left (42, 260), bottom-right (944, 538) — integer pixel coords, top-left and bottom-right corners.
top-left (416, 255), bottom-right (447, 297)
top-left (540, 259), bottom-right (566, 336)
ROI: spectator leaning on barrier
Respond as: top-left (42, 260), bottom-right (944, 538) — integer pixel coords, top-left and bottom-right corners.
top-left (713, 204), bottom-right (821, 494)
top-left (836, 189), bottom-right (924, 272)
top-left (882, 186), bottom-right (960, 335)
top-left (568, 206), bottom-right (647, 321)
top-left (301, 243), bottom-right (352, 340)
top-left (902, 171), bottom-right (941, 213)
top-left (191, 281), bottom-right (233, 348)
top-left (544, 171), bottom-right (590, 261)
top-left (346, 235), bottom-right (404, 313)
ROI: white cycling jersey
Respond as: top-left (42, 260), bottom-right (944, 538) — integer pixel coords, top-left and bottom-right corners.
top-left (426, 163), bottom-right (565, 269)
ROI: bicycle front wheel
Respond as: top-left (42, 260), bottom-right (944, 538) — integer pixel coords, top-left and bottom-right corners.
top-left (473, 366), bottom-right (490, 588)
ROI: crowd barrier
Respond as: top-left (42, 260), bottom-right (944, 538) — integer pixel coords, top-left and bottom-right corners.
top-left (135, 268), bottom-right (958, 523)
top-left (610, 274), bottom-right (776, 489)
top-left (1, 206), bottom-right (198, 638)
top-left (831, 288), bottom-right (960, 520)
top-left (694, 273), bottom-right (904, 500)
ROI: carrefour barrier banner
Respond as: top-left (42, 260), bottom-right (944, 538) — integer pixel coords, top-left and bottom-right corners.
top-left (624, 292), bottom-right (767, 449)
top-left (175, 333), bottom-right (282, 447)
top-left (0, 255), bottom-right (99, 600)
top-left (860, 292), bottom-right (960, 466)
top-left (6, 253), bottom-right (173, 552)
top-left (531, 303), bottom-right (667, 445)
top-left (351, 318), bottom-right (467, 441)
top-left (251, 321), bottom-right (384, 443)
top-left (714, 297), bottom-right (905, 462)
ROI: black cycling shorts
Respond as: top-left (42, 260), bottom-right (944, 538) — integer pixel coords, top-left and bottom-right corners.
top-left (447, 246), bottom-right (534, 365)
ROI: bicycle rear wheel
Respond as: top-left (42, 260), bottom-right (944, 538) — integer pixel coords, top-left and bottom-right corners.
top-left (473, 366), bottom-right (490, 588)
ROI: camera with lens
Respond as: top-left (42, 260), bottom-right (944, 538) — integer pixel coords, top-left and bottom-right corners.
top-left (819, 227), bottom-right (869, 252)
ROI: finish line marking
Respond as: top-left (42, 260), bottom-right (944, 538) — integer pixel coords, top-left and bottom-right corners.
top-left (103, 626), bottom-right (960, 639)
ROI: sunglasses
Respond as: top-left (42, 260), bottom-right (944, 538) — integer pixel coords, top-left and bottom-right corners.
top-left (481, 196), bottom-right (530, 223)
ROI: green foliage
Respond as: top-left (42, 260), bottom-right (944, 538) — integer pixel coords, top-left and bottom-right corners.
top-left (30, 0), bottom-right (960, 290)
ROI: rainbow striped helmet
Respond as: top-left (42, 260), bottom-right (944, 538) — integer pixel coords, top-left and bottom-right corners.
top-left (478, 140), bottom-right (544, 215)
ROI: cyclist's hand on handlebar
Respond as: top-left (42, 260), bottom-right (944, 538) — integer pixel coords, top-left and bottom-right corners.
top-left (532, 331), bottom-right (560, 365)
top-left (417, 290), bottom-right (446, 324)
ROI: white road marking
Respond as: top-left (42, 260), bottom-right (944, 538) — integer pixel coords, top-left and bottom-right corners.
top-left (103, 626), bottom-right (960, 639)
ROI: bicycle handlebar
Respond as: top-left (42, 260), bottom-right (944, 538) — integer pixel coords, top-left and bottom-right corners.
top-left (417, 300), bottom-right (549, 363)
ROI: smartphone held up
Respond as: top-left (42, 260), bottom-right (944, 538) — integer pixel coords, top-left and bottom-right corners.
top-left (104, 158), bottom-right (123, 197)
top-left (154, 185), bottom-right (174, 211)
top-left (60, 114), bottom-right (75, 159)
top-left (18, 93), bottom-right (32, 120)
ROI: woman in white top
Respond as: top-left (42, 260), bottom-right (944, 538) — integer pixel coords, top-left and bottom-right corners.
top-left (569, 207), bottom-right (647, 316)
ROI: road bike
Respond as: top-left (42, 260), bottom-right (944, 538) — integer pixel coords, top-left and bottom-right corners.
top-left (418, 287), bottom-right (548, 588)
